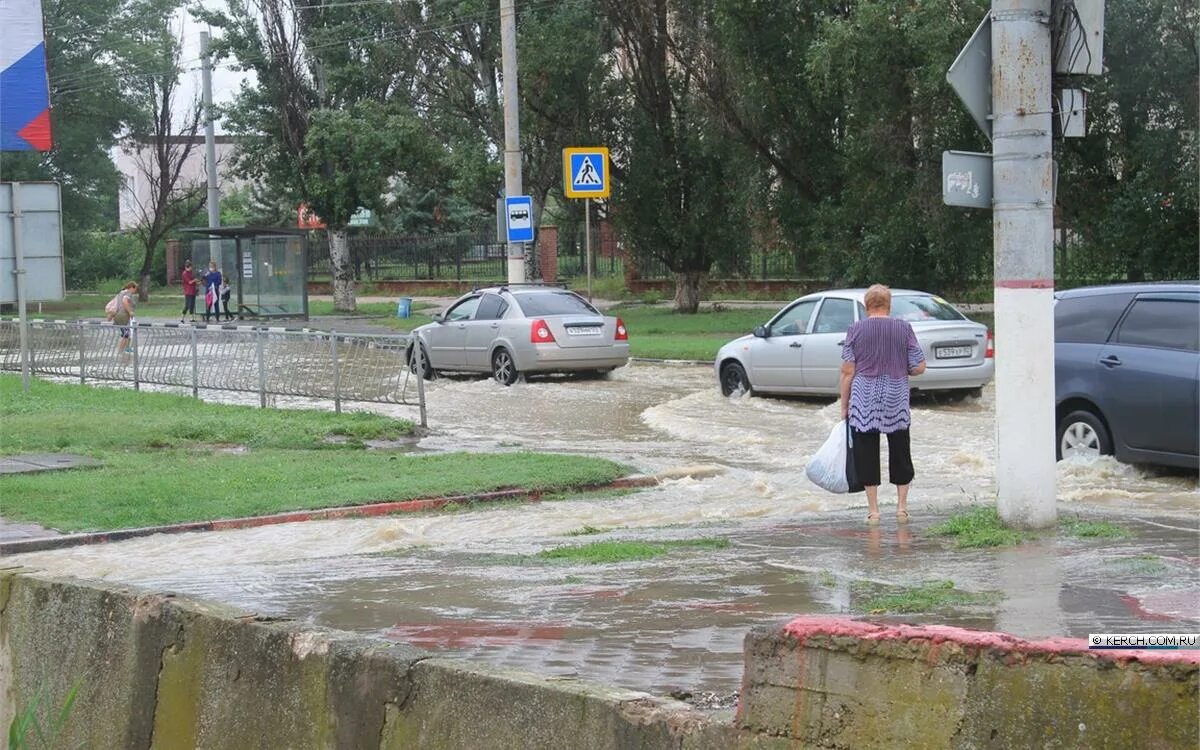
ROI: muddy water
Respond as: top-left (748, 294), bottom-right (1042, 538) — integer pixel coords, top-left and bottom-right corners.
top-left (13, 364), bottom-right (1198, 696)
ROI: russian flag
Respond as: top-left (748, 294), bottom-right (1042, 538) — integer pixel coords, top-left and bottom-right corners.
top-left (0, 0), bottom-right (53, 151)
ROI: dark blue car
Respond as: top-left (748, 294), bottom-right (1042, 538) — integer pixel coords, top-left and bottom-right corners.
top-left (1055, 283), bottom-right (1199, 469)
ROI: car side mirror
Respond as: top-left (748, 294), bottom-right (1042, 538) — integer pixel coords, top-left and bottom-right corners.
top-left (431, 312), bottom-right (444, 323)
top-left (753, 325), bottom-right (769, 339)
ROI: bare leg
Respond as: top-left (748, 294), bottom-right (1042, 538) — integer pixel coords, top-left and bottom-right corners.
top-left (865, 485), bottom-right (880, 521)
top-left (896, 483), bottom-right (910, 520)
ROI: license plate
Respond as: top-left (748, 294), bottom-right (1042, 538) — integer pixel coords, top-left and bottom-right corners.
top-left (567, 327), bottom-right (602, 336)
top-left (936, 345), bottom-right (972, 359)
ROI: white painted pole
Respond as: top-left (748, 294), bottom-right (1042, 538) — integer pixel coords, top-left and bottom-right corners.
top-left (499, 0), bottom-right (525, 283)
top-left (991, 0), bottom-right (1057, 529)
top-left (200, 31), bottom-right (221, 265)
top-left (585, 198), bottom-right (592, 302)
top-left (12, 182), bottom-right (30, 391)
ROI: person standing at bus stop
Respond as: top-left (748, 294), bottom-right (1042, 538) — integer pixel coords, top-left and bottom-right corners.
top-left (180, 260), bottom-right (198, 323)
top-left (203, 261), bottom-right (222, 323)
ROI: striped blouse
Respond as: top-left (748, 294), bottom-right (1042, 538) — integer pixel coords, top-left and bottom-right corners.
top-left (840, 317), bottom-right (926, 433)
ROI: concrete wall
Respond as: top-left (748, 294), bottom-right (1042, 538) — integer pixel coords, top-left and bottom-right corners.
top-left (738, 616), bottom-right (1199, 750)
top-left (3, 570), bottom-right (1196, 749)
top-left (0, 569), bottom-right (734, 749)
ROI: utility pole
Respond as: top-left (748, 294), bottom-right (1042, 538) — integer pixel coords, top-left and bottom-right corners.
top-left (200, 31), bottom-right (221, 263)
top-left (499, 0), bottom-right (525, 283)
top-left (991, 0), bottom-right (1056, 528)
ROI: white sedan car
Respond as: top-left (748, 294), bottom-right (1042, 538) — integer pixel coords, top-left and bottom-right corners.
top-left (715, 289), bottom-right (993, 398)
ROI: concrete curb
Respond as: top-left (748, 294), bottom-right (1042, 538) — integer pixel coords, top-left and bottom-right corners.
top-left (0, 475), bottom-right (660, 556)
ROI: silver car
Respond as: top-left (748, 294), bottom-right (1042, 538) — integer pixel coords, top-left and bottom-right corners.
top-left (409, 285), bottom-right (630, 385)
top-left (715, 289), bottom-right (993, 398)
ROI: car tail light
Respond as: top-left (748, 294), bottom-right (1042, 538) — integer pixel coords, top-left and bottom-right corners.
top-left (615, 318), bottom-right (628, 341)
top-left (530, 318), bottom-right (556, 344)
top-left (985, 330), bottom-right (994, 358)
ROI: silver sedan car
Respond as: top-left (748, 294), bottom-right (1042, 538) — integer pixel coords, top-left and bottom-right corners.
top-left (715, 289), bottom-right (993, 398)
top-left (409, 285), bottom-right (630, 385)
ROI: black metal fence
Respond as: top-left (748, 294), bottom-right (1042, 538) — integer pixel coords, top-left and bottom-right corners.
top-left (308, 229), bottom-right (510, 282)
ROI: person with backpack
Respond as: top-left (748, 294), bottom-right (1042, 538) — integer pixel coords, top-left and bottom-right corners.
top-left (106, 281), bottom-right (138, 355)
top-left (203, 261), bottom-right (222, 323)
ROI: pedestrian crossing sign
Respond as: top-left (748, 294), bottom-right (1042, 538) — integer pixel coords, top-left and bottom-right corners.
top-left (563, 147), bottom-right (610, 199)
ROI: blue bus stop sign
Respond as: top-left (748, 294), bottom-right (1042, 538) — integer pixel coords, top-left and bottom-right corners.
top-left (505, 195), bottom-right (534, 243)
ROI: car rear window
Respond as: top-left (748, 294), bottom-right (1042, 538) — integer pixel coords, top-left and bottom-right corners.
top-left (514, 291), bottom-right (598, 317)
top-left (1055, 293), bottom-right (1134, 344)
top-left (890, 295), bottom-right (965, 322)
top-left (1114, 298), bottom-right (1200, 352)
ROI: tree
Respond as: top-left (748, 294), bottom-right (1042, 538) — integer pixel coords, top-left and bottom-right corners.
top-left (124, 22), bottom-right (207, 300)
top-left (696, 0), bottom-right (993, 293)
top-left (198, 0), bottom-right (432, 311)
top-left (2, 0), bottom-right (182, 260)
top-left (601, 0), bottom-right (753, 312)
top-left (1056, 0), bottom-right (1199, 284)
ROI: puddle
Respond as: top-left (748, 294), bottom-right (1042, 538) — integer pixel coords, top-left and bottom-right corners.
top-left (14, 363), bottom-right (1198, 696)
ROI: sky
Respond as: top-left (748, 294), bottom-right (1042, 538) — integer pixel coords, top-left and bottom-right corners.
top-left (174, 1), bottom-right (249, 134)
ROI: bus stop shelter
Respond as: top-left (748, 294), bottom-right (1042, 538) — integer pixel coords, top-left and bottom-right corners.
top-left (181, 226), bottom-right (309, 320)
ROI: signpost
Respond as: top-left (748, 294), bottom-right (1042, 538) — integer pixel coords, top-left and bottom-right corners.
top-left (1, 182), bottom-right (64, 392)
top-left (944, 2), bottom-right (1103, 529)
top-left (504, 196), bottom-right (534, 244)
top-left (947, 15), bottom-right (993, 142)
top-left (942, 151), bottom-right (993, 209)
top-left (562, 147), bottom-right (611, 301)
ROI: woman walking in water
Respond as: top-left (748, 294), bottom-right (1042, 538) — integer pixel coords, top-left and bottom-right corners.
top-left (839, 284), bottom-right (927, 524)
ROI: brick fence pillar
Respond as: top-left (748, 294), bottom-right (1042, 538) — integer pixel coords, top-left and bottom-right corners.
top-left (537, 226), bottom-right (558, 283)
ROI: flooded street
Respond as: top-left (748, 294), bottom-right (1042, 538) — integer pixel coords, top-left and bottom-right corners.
top-left (12, 364), bottom-right (1198, 697)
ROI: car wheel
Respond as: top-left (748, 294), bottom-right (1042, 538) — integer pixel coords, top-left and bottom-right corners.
top-left (1057, 410), bottom-right (1112, 461)
top-left (408, 344), bottom-right (435, 380)
top-left (492, 348), bottom-right (519, 386)
top-left (720, 362), bottom-right (751, 397)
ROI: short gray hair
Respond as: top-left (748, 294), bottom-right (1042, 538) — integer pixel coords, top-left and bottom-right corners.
top-left (864, 284), bottom-right (891, 311)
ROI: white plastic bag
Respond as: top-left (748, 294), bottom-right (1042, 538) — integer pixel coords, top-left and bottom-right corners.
top-left (806, 420), bottom-right (849, 494)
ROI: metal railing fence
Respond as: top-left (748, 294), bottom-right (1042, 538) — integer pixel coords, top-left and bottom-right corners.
top-left (0, 320), bottom-right (426, 427)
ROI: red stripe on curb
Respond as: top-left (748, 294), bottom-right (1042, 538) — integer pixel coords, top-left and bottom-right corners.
top-left (0, 476), bottom-right (659, 555)
top-left (994, 279), bottom-right (1055, 289)
top-left (781, 615), bottom-right (1200, 666)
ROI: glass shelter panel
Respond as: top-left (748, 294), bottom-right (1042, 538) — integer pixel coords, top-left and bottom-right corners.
top-left (243, 236), bottom-right (306, 317)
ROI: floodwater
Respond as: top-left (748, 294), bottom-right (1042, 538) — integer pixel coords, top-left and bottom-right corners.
top-left (12, 364), bottom-right (1199, 697)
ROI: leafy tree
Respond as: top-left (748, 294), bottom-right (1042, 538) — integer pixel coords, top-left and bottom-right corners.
top-left (1056, 0), bottom-right (1198, 284)
top-left (601, 0), bottom-right (753, 312)
top-left (2, 0), bottom-right (181, 270)
top-left (123, 21), bottom-right (207, 301)
top-left (698, 0), bottom-right (992, 294)
top-left (198, 0), bottom-right (434, 311)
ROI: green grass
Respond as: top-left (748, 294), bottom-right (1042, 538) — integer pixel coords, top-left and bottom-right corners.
top-left (1, 375), bottom-right (413, 453)
top-left (0, 376), bottom-right (625, 531)
top-left (566, 524), bottom-right (610, 536)
top-left (25, 292), bottom-right (185, 319)
top-left (927, 507), bottom-right (1028, 549)
top-left (565, 275), bottom-right (631, 301)
top-left (1060, 519), bottom-right (1132, 539)
top-left (858, 580), bottom-right (1001, 614)
top-left (536, 537), bottom-right (729, 564)
top-left (613, 304), bottom-right (768, 361)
